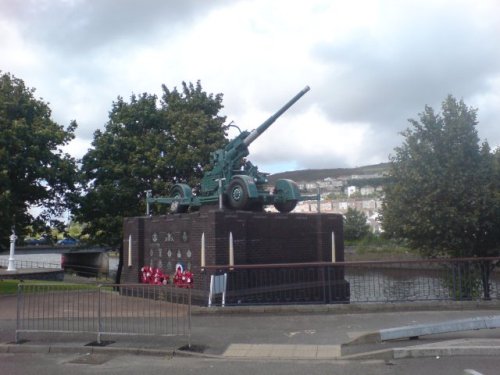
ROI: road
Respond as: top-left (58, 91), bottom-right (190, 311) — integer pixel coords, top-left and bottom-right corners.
top-left (1, 352), bottom-right (498, 375)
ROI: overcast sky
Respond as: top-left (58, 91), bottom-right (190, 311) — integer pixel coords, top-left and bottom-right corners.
top-left (2, 0), bottom-right (499, 174)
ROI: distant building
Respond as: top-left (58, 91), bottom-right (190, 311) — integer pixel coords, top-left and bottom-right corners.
top-left (275, 165), bottom-right (389, 232)
top-left (360, 185), bottom-right (375, 196)
top-left (295, 196), bottom-right (383, 233)
top-left (346, 186), bottom-right (357, 197)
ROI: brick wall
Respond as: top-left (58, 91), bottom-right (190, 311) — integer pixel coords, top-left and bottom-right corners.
top-left (121, 208), bottom-right (348, 304)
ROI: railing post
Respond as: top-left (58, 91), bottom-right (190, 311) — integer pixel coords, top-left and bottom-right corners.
top-left (97, 285), bottom-right (102, 344)
top-left (15, 283), bottom-right (22, 343)
top-left (327, 265), bottom-right (332, 303)
top-left (481, 260), bottom-right (492, 300)
top-left (321, 265), bottom-right (327, 303)
top-left (451, 265), bottom-right (457, 300)
top-left (458, 262), bottom-right (463, 300)
top-left (188, 288), bottom-right (192, 348)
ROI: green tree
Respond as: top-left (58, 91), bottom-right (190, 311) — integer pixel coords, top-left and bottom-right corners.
top-left (343, 207), bottom-right (370, 241)
top-left (75, 81), bottom-right (227, 246)
top-left (0, 72), bottom-right (77, 247)
top-left (382, 95), bottom-right (500, 297)
top-left (162, 82), bottom-right (228, 186)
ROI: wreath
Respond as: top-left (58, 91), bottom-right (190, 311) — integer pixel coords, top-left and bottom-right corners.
top-left (140, 266), bottom-right (169, 285)
top-left (173, 266), bottom-right (194, 288)
top-left (140, 265), bottom-right (193, 288)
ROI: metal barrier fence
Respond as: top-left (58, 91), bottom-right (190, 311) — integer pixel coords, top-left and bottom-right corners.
top-left (201, 257), bottom-right (500, 306)
top-left (16, 283), bottom-right (191, 345)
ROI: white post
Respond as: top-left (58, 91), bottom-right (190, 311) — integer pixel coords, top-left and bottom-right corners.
top-left (216, 178), bottom-right (226, 210)
top-left (229, 232), bottom-right (234, 269)
top-left (208, 275), bottom-right (214, 307)
top-left (127, 234), bottom-right (132, 267)
top-left (201, 232), bottom-right (206, 268)
top-left (331, 231), bottom-right (336, 263)
top-left (145, 190), bottom-right (152, 215)
top-left (7, 229), bottom-right (17, 271)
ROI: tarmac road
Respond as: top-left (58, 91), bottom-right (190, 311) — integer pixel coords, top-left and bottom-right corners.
top-left (1, 352), bottom-right (499, 375)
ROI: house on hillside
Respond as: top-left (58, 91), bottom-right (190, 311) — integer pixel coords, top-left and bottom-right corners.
top-left (346, 186), bottom-right (357, 197)
top-left (294, 196), bottom-right (383, 233)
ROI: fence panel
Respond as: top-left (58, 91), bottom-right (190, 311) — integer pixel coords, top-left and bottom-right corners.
top-left (201, 263), bottom-right (349, 305)
top-left (201, 258), bottom-right (500, 306)
top-left (16, 283), bottom-right (191, 345)
top-left (344, 259), bottom-right (500, 303)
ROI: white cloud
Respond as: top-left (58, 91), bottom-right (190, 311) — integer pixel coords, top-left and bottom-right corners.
top-left (1, 0), bottom-right (500, 174)
top-left (248, 105), bottom-right (372, 172)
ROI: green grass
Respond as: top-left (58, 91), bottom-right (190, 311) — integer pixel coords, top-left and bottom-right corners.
top-left (0, 279), bottom-right (99, 295)
top-left (0, 280), bottom-right (23, 295)
top-left (345, 236), bottom-right (419, 260)
top-left (0, 280), bottom-right (61, 295)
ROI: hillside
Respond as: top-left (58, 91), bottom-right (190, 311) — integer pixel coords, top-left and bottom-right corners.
top-left (268, 162), bottom-right (390, 184)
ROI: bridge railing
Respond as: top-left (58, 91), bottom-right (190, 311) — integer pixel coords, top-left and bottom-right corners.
top-left (0, 258), bottom-right (61, 270)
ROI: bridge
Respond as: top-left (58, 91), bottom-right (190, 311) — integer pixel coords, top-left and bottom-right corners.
top-left (0, 246), bottom-right (117, 280)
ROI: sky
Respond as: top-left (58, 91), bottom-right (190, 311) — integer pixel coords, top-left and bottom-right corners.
top-left (1, 0), bottom-right (499, 174)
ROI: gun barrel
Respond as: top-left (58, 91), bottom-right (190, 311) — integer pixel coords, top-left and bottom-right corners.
top-left (243, 85), bottom-right (310, 146)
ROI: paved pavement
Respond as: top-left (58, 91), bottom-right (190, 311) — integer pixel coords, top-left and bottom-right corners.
top-left (2, 292), bottom-right (500, 361)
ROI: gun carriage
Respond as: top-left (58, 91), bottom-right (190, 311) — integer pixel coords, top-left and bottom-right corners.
top-left (146, 86), bottom-right (315, 214)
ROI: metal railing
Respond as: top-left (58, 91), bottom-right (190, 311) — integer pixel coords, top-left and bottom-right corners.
top-left (0, 259), bottom-right (61, 269)
top-left (16, 283), bottom-right (191, 345)
top-left (201, 257), bottom-right (500, 306)
top-left (344, 257), bottom-right (500, 303)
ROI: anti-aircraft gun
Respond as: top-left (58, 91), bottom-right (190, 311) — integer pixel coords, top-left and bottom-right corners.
top-left (146, 86), bottom-right (312, 214)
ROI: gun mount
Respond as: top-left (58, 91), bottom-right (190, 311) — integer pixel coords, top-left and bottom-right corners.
top-left (147, 86), bottom-right (315, 214)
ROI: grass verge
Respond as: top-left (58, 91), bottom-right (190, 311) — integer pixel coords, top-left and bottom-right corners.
top-left (345, 237), bottom-right (420, 261)
top-left (0, 279), bottom-right (100, 296)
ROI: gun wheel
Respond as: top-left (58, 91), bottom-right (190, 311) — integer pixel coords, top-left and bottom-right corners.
top-left (227, 179), bottom-right (249, 210)
top-left (170, 185), bottom-right (189, 213)
top-left (274, 200), bottom-right (297, 213)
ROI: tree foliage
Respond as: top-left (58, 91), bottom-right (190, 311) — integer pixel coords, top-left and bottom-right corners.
top-left (75, 81), bottom-right (227, 246)
top-left (0, 71), bottom-right (77, 247)
top-left (161, 82), bottom-right (228, 186)
top-left (382, 95), bottom-right (500, 258)
top-left (343, 207), bottom-right (371, 241)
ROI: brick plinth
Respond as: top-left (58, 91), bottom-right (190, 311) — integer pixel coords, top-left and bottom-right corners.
top-left (122, 208), bottom-right (349, 304)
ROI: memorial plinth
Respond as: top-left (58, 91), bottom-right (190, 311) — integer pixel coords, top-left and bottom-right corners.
top-left (122, 208), bottom-right (350, 305)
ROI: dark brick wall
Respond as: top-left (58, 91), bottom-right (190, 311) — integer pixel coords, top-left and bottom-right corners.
top-left (121, 209), bottom-right (348, 303)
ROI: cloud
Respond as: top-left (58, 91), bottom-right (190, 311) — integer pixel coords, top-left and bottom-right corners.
top-left (314, 2), bottom-right (500, 125)
top-left (3, 0), bottom-right (229, 55)
top-left (1, 0), bottom-right (500, 174)
top-left (248, 105), bottom-right (374, 171)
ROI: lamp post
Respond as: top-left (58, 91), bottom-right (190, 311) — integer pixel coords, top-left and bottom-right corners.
top-left (7, 228), bottom-right (17, 272)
